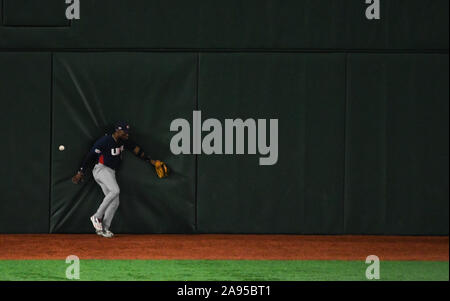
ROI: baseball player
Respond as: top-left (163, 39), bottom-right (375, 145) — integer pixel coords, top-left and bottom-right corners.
top-left (71, 121), bottom-right (168, 238)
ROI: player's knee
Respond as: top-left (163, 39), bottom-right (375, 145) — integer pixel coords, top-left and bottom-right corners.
top-left (109, 187), bottom-right (120, 197)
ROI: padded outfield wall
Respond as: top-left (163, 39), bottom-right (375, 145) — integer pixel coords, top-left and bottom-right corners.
top-left (0, 0), bottom-right (448, 234)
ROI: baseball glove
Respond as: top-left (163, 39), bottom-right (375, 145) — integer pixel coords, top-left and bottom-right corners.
top-left (154, 160), bottom-right (169, 178)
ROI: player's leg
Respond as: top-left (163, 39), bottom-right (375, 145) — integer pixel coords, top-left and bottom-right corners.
top-left (97, 181), bottom-right (110, 198)
top-left (94, 168), bottom-right (119, 230)
top-left (95, 180), bottom-right (110, 220)
top-left (92, 165), bottom-right (120, 222)
top-left (91, 178), bottom-right (111, 233)
top-left (90, 164), bottom-right (111, 231)
top-left (102, 196), bottom-right (119, 232)
top-left (95, 174), bottom-right (119, 233)
top-left (98, 177), bottom-right (119, 236)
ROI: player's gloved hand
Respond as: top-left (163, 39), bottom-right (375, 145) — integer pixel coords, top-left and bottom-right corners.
top-left (72, 172), bottom-right (84, 184)
top-left (150, 160), bottom-right (169, 179)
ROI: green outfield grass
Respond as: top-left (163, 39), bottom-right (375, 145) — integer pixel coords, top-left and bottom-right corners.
top-left (0, 260), bottom-right (448, 281)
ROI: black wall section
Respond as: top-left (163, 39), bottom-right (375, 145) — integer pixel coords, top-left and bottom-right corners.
top-left (345, 0), bottom-right (449, 50)
top-left (3, 0), bottom-right (69, 26)
top-left (0, 0), bottom-right (448, 50)
top-left (50, 53), bottom-right (196, 233)
top-left (0, 52), bottom-right (51, 233)
top-left (197, 53), bottom-right (346, 233)
top-left (345, 54), bottom-right (449, 235)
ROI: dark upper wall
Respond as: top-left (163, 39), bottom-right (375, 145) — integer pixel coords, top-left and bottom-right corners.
top-left (0, 0), bottom-right (448, 50)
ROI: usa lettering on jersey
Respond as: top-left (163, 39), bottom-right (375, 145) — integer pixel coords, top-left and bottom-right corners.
top-left (111, 146), bottom-right (124, 156)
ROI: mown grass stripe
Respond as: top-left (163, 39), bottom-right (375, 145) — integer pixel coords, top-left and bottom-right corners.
top-left (0, 260), bottom-right (448, 281)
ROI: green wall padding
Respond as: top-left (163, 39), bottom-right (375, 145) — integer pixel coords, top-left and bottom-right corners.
top-left (0, 52), bottom-right (51, 233)
top-left (345, 54), bottom-right (449, 235)
top-left (0, 1), bottom-right (447, 235)
top-left (197, 53), bottom-right (346, 233)
top-left (50, 53), bottom-right (196, 233)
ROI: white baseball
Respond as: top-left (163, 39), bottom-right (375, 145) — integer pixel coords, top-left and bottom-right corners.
top-left (59, 145), bottom-right (65, 151)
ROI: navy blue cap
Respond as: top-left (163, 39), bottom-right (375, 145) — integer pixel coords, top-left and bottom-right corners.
top-left (115, 121), bottom-right (130, 133)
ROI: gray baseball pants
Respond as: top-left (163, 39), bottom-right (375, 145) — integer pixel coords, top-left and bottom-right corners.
top-left (92, 163), bottom-right (120, 231)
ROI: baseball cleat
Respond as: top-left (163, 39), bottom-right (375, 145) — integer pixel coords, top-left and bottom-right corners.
top-left (99, 230), bottom-right (114, 238)
top-left (90, 215), bottom-right (103, 231)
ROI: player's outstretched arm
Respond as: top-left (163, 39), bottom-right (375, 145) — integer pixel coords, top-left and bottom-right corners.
top-left (125, 141), bottom-right (169, 178)
top-left (72, 148), bottom-right (97, 184)
top-left (72, 136), bottom-right (108, 184)
top-left (123, 140), bottom-right (150, 162)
